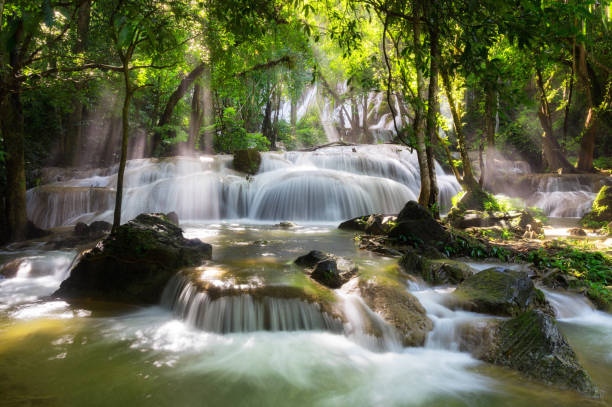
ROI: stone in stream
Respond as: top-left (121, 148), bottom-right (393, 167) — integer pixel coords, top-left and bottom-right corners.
top-left (387, 201), bottom-right (451, 246)
top-left (451, 268), bottom-right (552, 316)
top-left (358, 277), bottom-right (433, 347)
top-left (166, 211), bottom-right (179, 226)
top-left (233, 148), bottom-right (262, 175)
top-left (477, 310), bottom-right (599, 397)
top-left (74, 220), bottom-right (112, 238)
top-left (567, 227), bottom-right (587, 237)
top-left (54, 213), bottom-right (212, 304)
top-left (582, 185), bottom-right (612, 224)
top-left (399, 249), bottom-right (473, 285)
top-left (338, 214), bottom-right (397, 235)
top-left (294, 250), bottom-right (357, 289)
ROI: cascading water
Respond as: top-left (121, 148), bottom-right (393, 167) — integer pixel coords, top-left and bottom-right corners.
top-left (26, 144), bottom-right (462, 228)
top-left (527, 176), bottom-right (599, 218)
top-left (161, 274), bottom-right (343, 334)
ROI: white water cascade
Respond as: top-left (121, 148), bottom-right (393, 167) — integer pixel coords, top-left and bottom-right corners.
top-left (527, 176), bottom-right (599, 218)
top-left (161, 274), bottom-right (344, 334)
top-left (27, 144), bottom-right (461, 228)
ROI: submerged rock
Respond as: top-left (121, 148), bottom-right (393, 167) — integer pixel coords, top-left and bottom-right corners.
top-left (481, 310), bottom-right (599, 397)
top-left (452, 268), bottom-right (551, 316)
top-left (54, 213), bottom-right (212, 304)
top-left (399, 250), bottom-right (473, 285)
top-left (233, 149), bottom-right (262, 175)
top-left (358, 277), bottom-right (432, 346)
top-left (568, 227), bottom-right (587, 237)
top-left (295, 250), bottom-right (357, 289)
top-left (388, 201), bottom-right (450, 246)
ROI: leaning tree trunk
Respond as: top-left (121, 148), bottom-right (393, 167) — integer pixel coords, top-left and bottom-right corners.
top-left (413, 12), bottom-right (431, 207)
top-left (425, 20), bottom-right (440, 215)
top-left (188, 83), bottom-right (203, 151)
top-left (535, 69), bottom-right (575, 173)
top-left (482, 82), bottom-right (496, 186)
top-left (1, 90), bottom-right (28, 241)
top-left (441, 70), bottom-right (479, 190)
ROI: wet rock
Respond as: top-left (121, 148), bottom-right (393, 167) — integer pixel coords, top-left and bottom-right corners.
top-left (26, 220), bottom-right (51, 239)
top-left (73, 220), bottom-right (111, 238)
top-left (339, 214), bottom-right (396, 235)
top-left (568, 227), bottom-right (587, 237)
top-left (0, 259), bottom-right (22, 278)
top-left (511, 211), bottom-right (543, 235)
top-left (278, 221), bottom-right (296, 228)
top-left (233, 149), bottom-right (262, 175)
top-left (388, 201), bottom-right (450, 246)
top-left (74, 222), bottom-right (89, 236)
top-left (452, 268), bottom-right (552, 316)
top-left (449, 209), bottom-right (541, 236)
top-left (166, 211), bottom-right (179, 226)
top-left (399, 249), bottom-right (473, 285)
top-left (480, 310), bottom-right (599, 397)
top-left (294, 250), bottom-right (357, 289)
top-left (582, 185), bottom-right (612, 224)
top-left (54, 213), bottom-right (212, 304)
top-left (358, 277), bottom-right (432, 346)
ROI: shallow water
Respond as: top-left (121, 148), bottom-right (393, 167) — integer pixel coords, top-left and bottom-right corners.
top-left (1, 224), bottom-right (610, 406)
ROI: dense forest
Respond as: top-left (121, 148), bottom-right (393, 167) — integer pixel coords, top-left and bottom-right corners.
top-left (1, 0), bottom-right (610, 241)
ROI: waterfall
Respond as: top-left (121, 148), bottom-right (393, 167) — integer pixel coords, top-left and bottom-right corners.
top-left (26, 144), bottom-right (462, 228)
top-left (527, 176), bottom-right (599, 218)
top-left (161, 275), bottom-right (343, 333)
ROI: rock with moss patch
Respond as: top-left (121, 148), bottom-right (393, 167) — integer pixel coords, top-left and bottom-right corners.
top-left (295, 250), bottom-right (357, 289)
top-left (388, 201), bottom-right (450, 246)
top-left (358, 277), bottom-right (432, 346)
top-left (233, 149), bottom-right (262, 175)
top-left (582, 185), bottom-right (612, 224)
top-left (568, 227), bottom-right (587, 237)
top-left (54, 213), bottom-right (212, 304)
top-left (452, 268), bottom-right (552, 316)
top-left (339, 214), bottom-right (396, 235)
top-left (399, 250), bottom-right (473, 285)
top-left (480, 310), bottom-right (599, 397)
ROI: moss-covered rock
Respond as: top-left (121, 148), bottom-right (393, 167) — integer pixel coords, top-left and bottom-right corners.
top-left (399, 249), bottom-right (473, 285)
top-left (338, 214), bottom-right (397, 235)
top-left (233, 149), bottom-right (262, 175)
top-left (295, 250), bottom-right (357, 289)
top-left (358, 276), bottom-right (432, 346)
top-left (582, 185), bottom-right (612, 225)
top-left (388, 201), bottom-right (450, 246)
top-left (482, 310), bottom-right (599, 397)
top-left (54, 213), bottom-right (212, 304)
top-left (452, 268), bottom-right (552, 316)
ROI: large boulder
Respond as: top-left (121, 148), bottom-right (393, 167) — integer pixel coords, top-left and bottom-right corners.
top-left (74, 220), bottom-right (111, 238)
top-left (233, 149), bottom-right (262, 175)
top-left (480, 310), bottom-right (599, 397)
top-left (387, 201), bottom-right (450, 246)
top-left (399, 250), bottom-right (473, 285)
top-left (339, 214), bottom-right (396, 235)
top-left (452, 268), bottom-right (551, 316)
top-left (358, 277), bottom-right (432, 346)
top-left (295, 250), bottom-right (357, 289)
top-left (582, 185), bottom-right (612, 225)
top-left (54, 213), bottom-right (212, 304)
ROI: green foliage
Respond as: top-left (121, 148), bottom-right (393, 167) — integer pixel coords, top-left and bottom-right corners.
top-left (214, 107), bottom-right (270, 152)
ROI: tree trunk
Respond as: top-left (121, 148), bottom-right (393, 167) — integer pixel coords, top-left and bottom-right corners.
top-left (262, 97), bottom-right (273, 147)
top-left (425, 21), bottom-right (440, 214)
top-left (188, 83), bottom-right (203, 151)
top-left (413, 13), bottom-right (431, 206)
top-left (482, 82), bottom-right (496, 186)
top-left (1, 91), bottom-right (28, 241)
top-left (202, 81), bottom-right (214, 153)
top-left (535, 69), bottom-right (575, 173)
top-left (441, 70), bottom-right (479, 189)
top-left (152, 61), bottom-right (207, 155)
top-left (112, 67), bottom-right (133, 232)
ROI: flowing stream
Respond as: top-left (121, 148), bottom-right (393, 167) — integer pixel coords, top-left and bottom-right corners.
top-left (1, 224), bottom-right (611, 406)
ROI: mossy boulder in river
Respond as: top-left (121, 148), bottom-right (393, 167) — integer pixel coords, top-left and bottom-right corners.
top-left (54, 213), bottom-right (212, 304)
top-left (399, 249), bottom-right (473, 285)
top-left (295, 250), bottom-right (357, 289)
top-left (233, 149), bottom-right (262, 175)
top-left (481, 310), bottom-right (599, 397)
top-left (358, 276), bottom-right (433, 346)
top-left (452, 268), bottom-right (552, 316)
top-left (338, 214), bottom-right (397, 235)
top-left (387, 201), bottom-right (450, 246)
top-left (582, 185), bottom-right (612, 225)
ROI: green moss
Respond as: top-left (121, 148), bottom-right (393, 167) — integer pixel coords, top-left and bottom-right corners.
top-left (582, 186), bottom-right (612, 225)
